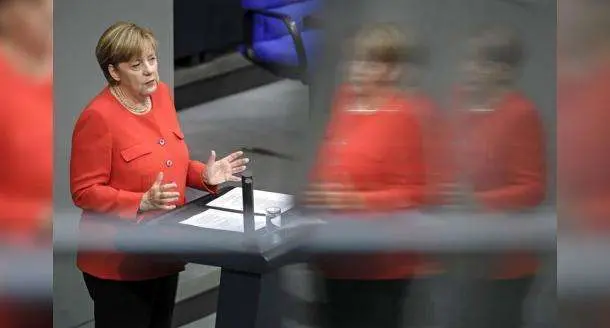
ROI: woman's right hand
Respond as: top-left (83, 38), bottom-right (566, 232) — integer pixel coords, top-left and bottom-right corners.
top-left (139, 172), bottom-right (180, 212)
top-left (304, 182), bottom-right (363, 211)
top-left (436, 182), bottom-right (476, 210)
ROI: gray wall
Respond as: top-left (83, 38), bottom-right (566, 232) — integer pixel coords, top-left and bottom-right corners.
top-left (53, 1), bottom-right (173, 327)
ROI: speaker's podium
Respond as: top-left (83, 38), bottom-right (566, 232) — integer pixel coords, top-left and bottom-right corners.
top-left (115, 172), bottom-right (310, 328)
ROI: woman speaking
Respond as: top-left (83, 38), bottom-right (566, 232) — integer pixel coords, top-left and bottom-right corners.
top-left (70, 21), bottom-right (248, 328)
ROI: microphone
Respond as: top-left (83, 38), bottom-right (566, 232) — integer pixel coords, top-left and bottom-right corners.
top-left (241, 171), bottom-right (255, 233)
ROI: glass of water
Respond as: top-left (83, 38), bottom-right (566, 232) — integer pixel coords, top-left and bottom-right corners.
top-left (265, 207), bottom-right (282, 233)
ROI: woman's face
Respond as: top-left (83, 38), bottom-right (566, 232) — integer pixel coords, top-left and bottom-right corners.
top-left (460, 48), bottom-right (505, 93)
top-left (345, 58), bottom-right (398, 95)
top-left (110, 47), bottom-right (159, 98)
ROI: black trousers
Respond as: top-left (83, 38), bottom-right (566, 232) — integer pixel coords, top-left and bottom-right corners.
top-left (320, 278), bottom-right (411, 328)
top-left (83, 272), bottom-right (179, 328)
top-left (439, 277), bottom-right (534, 328)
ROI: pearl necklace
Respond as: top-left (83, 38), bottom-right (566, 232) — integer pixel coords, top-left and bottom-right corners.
top-left (110, 85), bottom-right (151, 115)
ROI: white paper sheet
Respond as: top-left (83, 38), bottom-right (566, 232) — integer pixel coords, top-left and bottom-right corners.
top-left (206, 187), bottom-right (294, 215)
top-left (179, 209), bottom-right (266, 232)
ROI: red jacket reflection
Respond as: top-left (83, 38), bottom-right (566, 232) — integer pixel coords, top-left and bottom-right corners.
top-left (312, 85), bottom-right (426, 280)
top-left (428, 90), bottom-right (546, 279)
top-left (559, 63), bottom-right (610, 232)
top-left (0, 53), bottom-right (52, 243)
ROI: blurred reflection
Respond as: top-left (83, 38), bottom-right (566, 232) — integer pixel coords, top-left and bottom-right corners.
top-left (428, 25), bottom-right (546, 328)
top-left (0, 0), bottom-right (52, 326)
top-left (0, 0), bottom-right (52, 244)
top-left (305, 23), bottom-right (427, 328)
top-left (558, 0), bottom-right (610, 233)
top-left (558, 0), bottom-right (610, 326)
top-left (429, 25), bottom-right (546, 213)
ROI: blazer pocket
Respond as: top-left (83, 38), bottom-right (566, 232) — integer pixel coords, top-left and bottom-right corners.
top-left (172, 130), bottom-right (185, 140)
top-left (120, 143), bottom-right (153, 162)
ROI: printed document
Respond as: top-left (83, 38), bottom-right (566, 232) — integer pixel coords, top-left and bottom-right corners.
top-left (206, 188), bottom-right (294, 215)
top-left (180, 209), bottom-right (266, 232)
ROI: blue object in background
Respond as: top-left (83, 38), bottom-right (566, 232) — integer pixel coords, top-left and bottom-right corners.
top-left (240, 0), bottom-right (323, 83)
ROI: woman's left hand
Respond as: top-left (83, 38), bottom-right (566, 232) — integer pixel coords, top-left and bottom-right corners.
top-left (204, 150), bottom-right (249, 185)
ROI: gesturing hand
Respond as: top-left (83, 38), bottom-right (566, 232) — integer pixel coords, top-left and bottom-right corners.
top-left (304, 182), bottom-right (364, 211)
top-left (204, 150), bottom-right (249, 185)
top-left (35, 206), bottom-right (52, 245)
top-left (436, 182), bottom-right (477, 211)
top-left (139, 172), bottom-right (180, 212)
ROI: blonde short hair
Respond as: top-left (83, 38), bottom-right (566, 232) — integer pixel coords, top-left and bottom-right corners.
top-left (350, 23), bottom-right (427, 65)
top-left (469, 25), bottom-right (523, 68)
top-left (95, 21), bottom-right (158, 85)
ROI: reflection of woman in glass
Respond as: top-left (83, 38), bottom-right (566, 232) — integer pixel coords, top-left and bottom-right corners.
top-left (306, 23), bottom-right (426, 328)
top-left (0, 0), bottom-right (52, 244)
top-left (432, 26), bottom-right (545, 213)
top-left (431, 26), bottom-right (546, 328)
top-left (559, 0), bottom-right (610, 233)
top-left (0, 0), bottom-right (53, 327)
top-left (558, 4), bottom-right (610, 328)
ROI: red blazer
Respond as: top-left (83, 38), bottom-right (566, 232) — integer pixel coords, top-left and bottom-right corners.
top-left (313, 85), bottom-right (426, 280)
top-left (0, 52), bottom-right (52, 328)
top-left (408, 91), bottom-right (444, 202)
top-left (429, 90), bottom-right (546, 278)
top-left (559, 63), bottom-right (610, 232)
top-left (70, 82), bottom-right (217, 281)
top-left (0, 52), bottom-right (52, 244)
